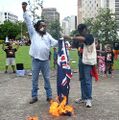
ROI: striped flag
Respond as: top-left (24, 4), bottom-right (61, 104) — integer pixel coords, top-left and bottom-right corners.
top-left (57, 39), bottom-right (72, 104)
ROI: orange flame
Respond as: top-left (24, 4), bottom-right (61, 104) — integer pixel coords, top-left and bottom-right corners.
top-left (26, 116), bottom-right (39, 120)
top-left (49, 96), bottom-right (74, 117)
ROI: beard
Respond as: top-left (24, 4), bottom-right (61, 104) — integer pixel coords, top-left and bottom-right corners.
top-left (39, 30), bottom-right (46, 35)
top-left (38, 27), bottom-right (46, 35)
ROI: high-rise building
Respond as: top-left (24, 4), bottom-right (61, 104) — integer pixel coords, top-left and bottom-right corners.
top-left (77, 0), bottom-right (101, 24)
top-left (41, 8), bottom-right (60, 23)
top-left (0, 11), bottom-right (18, 24)
top-left (115, 0), bottom-right (119, 30)
top-left (62, 16), bottom-right (77, 35)
top-left (101, 0), bottom-right (119, 30)
top-left (62, 19), bottom-right (70, 35)
top-left (101, 0), bottom-right (115, 12)
top-left (77, 0), bottom-right (119, 31)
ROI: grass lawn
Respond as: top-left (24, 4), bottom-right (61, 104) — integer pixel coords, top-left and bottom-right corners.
top-left (0, 45), bottom-right (31, 71)
top-left (0, 45), bottom-right (119, 71)
top-left (0, 45), bottom-right (78, 71)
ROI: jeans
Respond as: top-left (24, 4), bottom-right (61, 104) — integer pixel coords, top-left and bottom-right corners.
top-left (31, 58), bottom-right (52, 99)
top-left (78, 58), bottom-right (93, 100)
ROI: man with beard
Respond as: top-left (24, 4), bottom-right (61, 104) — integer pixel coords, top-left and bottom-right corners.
top-left (22, 2), bottom-right (58, 104)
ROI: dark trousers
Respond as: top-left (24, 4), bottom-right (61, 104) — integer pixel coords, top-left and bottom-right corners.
top-left (105, 62), bottom-right (113, 74)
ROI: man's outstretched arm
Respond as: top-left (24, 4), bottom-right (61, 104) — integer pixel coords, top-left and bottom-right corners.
top-left (22, 2), bottom-right (35, 37)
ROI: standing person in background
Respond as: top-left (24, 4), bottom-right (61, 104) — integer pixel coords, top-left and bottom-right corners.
top-left (97, 52), bottom-right (106, 77)
top-left (105, 46), bottom-right (114, 78)
top-left (2, 42), bottom-right (19, 73)
top-left (64, 24), bottom-right (97, 108)
top-left (22, 2), bottom-right (58, 104)
top-left (65, 41), bottom-right (71, 60)
top-left (113, 42), bottom-right (119, 60)
top-left (53, 47), bottom-right (57, 69)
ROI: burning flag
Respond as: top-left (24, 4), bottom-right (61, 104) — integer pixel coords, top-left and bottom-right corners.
top-left (26, 116), bottom-right (38, 120)
top-left (49, 96), bottom-right (74, 116)
top-left (57, 39), bottom-right (72, 104)
top-left (49, 39), bottom-right (73, 117)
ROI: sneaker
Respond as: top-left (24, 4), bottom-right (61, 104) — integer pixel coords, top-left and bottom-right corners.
top-left (75, 98), bottom-right (86, 104)
top-left (85, 99), bottom-right (92, 108)
top-left (29, 97), bottom-right (38, 104)
top-left (46, 98), bottom-right (53, 103)
top-left (13, 71), bottom-right (16, 73)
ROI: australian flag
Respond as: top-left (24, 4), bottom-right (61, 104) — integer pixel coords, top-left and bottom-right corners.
top-left (57, 39), bottom-right (72, 104)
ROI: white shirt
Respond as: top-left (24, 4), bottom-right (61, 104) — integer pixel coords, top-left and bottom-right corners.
top-left (23, 11), bottom-right (58, 60)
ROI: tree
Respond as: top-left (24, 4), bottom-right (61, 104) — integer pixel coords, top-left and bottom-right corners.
top-left (0, 21), bottom-right (20, 40)
top-left (83, 18), bottom-right (94, 34)
top-left (15, 21), bottom-right (28, 40)
top-left (48, 20), bottom-right (62, 39)
top-left (28, 0), bottom-right (43, 21)
top-left (84, 8), bottom-right (118, 44)
top-left (0, 21), bottom-right (28, 40)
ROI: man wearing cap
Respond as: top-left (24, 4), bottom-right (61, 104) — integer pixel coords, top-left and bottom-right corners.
top-left (64, 24), bottom-right (96, 108)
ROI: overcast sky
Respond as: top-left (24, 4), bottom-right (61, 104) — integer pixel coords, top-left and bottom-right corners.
top-left (0, 0), bottom-right (77, 21)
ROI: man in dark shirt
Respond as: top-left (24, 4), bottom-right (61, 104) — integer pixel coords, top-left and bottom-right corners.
top-left (64, 24), bottom-right (96, 108)
top-left (113, 42), bottom-right (119, 60)
top-left (105, 46), bottom-right (114, 76)
top-left (2, 42), bottom-right (19, 73)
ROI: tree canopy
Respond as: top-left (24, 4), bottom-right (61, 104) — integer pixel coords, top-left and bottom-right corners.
top-left (47, 20), bottom-right (62, 40)
top-left (0, 21), bottom-right (27, 40)
top-left (84, 8), bottom-right (118, 44)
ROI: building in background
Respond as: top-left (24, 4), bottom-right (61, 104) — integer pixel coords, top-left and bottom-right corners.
top-left (41, 8), bottom-right (60, 23)
top-left (77, 0), bottom-right (101, 24)
top-left (62, 16), bottom-right (77, 35)
top-left (0, 11), bottom-right (18, 24)
top-left (77, 0), bottom-right (118, 28)
top-left (114, 0), bottom-right (119, 30)
top-left (100, 0), bottom-right (119, 30)
top-left (101, 0), bottom-right (115, 12)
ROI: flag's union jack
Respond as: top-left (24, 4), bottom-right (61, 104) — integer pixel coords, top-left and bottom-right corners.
top-left (57, 39), bottom-right (72, 104)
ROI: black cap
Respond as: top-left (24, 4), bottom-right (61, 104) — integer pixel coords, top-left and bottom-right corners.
top-left (77, 24), bottom-right (87, 33)
top-left (22, 2), bottom-right (27, 5)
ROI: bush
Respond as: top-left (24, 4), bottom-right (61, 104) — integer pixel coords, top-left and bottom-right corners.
top-left (0, 40), bottom-right (4, 44)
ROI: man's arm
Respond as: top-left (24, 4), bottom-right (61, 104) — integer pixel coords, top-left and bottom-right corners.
top-left (63, 35), bottom-right (85, 43)
top-left (22, 2), bottom-right (35, 37)
top-left (48, 33), bottom-right (58, 47)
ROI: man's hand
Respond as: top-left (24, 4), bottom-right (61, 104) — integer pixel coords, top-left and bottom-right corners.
top-left (63, 35), bottom-right (72, 40)
top-left (22, 2), bottom-right (27, 12)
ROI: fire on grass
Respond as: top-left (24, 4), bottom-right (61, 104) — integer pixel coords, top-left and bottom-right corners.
top-left (26, 116), bottom-right (38, 120)
top-left (49, 96), bottom-right (74, 117)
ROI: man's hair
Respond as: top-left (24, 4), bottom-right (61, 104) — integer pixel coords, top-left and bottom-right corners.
top-left (77, 24), bottom-right (87, 33)
top-left (34, 20), bottom-right (45, 32)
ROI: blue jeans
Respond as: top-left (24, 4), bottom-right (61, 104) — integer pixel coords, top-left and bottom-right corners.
top-left (31, 58), bottom-right (52, 99)
top-left (78, 58), bottom-right (93, 100)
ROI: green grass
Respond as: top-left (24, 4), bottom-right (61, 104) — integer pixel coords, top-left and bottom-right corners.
top-left (0, 45), bottom-right (32, 71)
top-left (50, 48), bottom-right (78, 70)
top-left (0, 45), bottom-right (119, 71)
top-left (0, 45), bottom-right (78, 71)
top-left (113, 60), bottom-right (119, 70)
